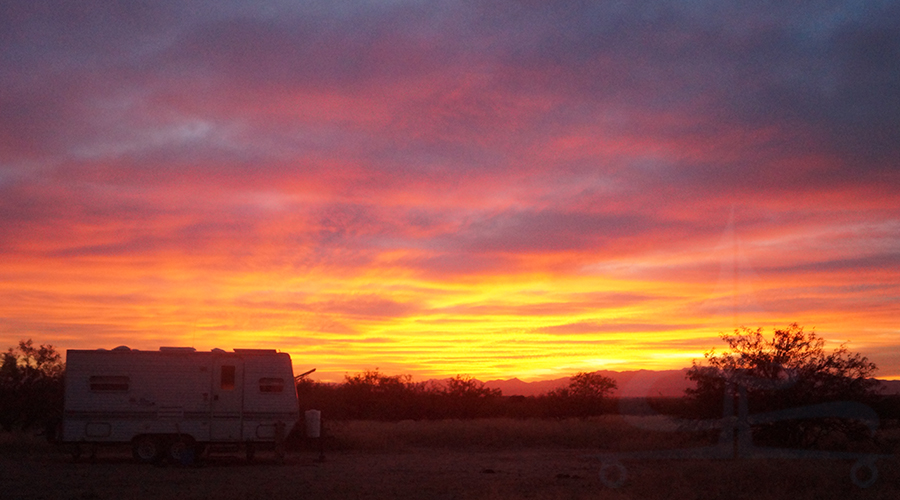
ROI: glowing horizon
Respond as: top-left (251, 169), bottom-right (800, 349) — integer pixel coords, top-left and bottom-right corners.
top-left (1, 2), bottom-right (898, 383)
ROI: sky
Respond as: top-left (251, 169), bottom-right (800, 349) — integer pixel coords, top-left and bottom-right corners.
top-left (1, 0), bottom-right (899, 382)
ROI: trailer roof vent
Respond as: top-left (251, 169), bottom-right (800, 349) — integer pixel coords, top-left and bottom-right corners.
top-left (112, 345), bottom-right (131, 351)
top-left (211, 348), bottom-right (226, 353)
top-left (233, 348), bottom-right (277, 354)
top-left (159, 346), bottom-right (196, 353)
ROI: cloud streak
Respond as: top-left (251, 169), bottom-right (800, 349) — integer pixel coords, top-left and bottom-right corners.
top-left (1, 0), bottom-right (898, 380)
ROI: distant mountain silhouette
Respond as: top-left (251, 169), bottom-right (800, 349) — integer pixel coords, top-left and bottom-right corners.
top-left (482, 369), bottom-right (694, 398)
top-left (878, 379), bottom-right (900, 395)
top-left (481, 370), bottom-right (900, 398)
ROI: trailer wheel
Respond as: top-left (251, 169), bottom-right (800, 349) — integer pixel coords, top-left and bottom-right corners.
top-left (132, 436), bottom-right (163, 464)
top-left (168, 437), bottom-right (196, 465)
top-left (851, 458), bottom-right (878, 488)
top-left (599, 461), bottom-right (627, 489)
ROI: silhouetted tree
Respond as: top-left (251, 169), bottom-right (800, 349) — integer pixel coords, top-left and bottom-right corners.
top-left (439, 375), bottom-right (502, 418)
top-left (545, 371), bottom-right (617, 418)
top-left (294, 371), bottom-right (510, 421)
top-left (685, 324), bottom-right (880, 447)
top-left (339, 369), bottom-right (425, 420)
top-left (0, 340), bottom-right (65, 433)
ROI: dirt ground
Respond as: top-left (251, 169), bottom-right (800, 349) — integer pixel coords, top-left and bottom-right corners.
top-left (2, 443), bottom-right (900, 500)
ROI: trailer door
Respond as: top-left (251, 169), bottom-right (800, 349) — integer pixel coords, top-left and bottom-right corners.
top-left (211, 358), bottom-right (244, 441)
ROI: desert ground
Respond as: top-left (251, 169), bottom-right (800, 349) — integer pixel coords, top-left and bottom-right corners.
top-left (3, 417), bottom-right (899, 500)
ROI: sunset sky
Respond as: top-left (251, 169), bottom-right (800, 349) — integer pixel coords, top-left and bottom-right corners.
top-left (2, 1), bottom-right (898, 382)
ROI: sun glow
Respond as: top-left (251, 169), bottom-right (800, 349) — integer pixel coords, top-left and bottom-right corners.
top-left (2, 1), bottom-right (898, 383)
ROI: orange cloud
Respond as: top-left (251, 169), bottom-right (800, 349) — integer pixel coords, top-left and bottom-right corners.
top-left (2, 1), bottom-right (898, 382)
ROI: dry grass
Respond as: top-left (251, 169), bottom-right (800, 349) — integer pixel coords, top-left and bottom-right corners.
top-left (327, 415), bottom-right (698, 452)
top-left (0, 430), bottom-right (54, 457)
top-left (2, 418), bottom-right (898, 500)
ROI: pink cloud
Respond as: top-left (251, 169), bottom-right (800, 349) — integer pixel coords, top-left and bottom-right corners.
top-left (1, 1), bottom-right (898, 379)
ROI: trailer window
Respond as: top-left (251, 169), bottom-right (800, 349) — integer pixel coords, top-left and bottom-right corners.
top-left (90, 375), bottom-right (129, 392)
top-left (221, 365), bottom-right (236, 390)
top-left (259, 377), bottom-right (284, 393)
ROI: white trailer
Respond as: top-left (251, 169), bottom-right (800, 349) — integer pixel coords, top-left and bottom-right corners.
top-left (62, 346), bottom-right (299, 463)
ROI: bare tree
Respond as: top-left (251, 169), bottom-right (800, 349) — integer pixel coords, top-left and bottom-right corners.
top-left (0, 340), bottom-right (65, 433)
top-left (547, 372), bottom-right (617, 418)
top-left (685, 324), bottom-right (880, 447)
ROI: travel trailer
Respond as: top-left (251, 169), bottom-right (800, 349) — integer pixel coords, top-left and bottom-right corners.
top-left (62, 346), bottom-right (299, 463)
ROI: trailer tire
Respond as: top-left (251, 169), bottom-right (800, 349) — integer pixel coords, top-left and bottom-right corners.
top-left (851, 458), bottom-right (878, 488)
top-left (132, 436), bottom-right (163, 464)
top-left (599, 461), bottom-right (627, 489)
top-left (168, 437), bottom-right (196, 465)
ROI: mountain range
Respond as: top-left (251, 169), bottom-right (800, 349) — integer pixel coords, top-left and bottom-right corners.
top-left (481, 369), bottom-right (900, 398)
